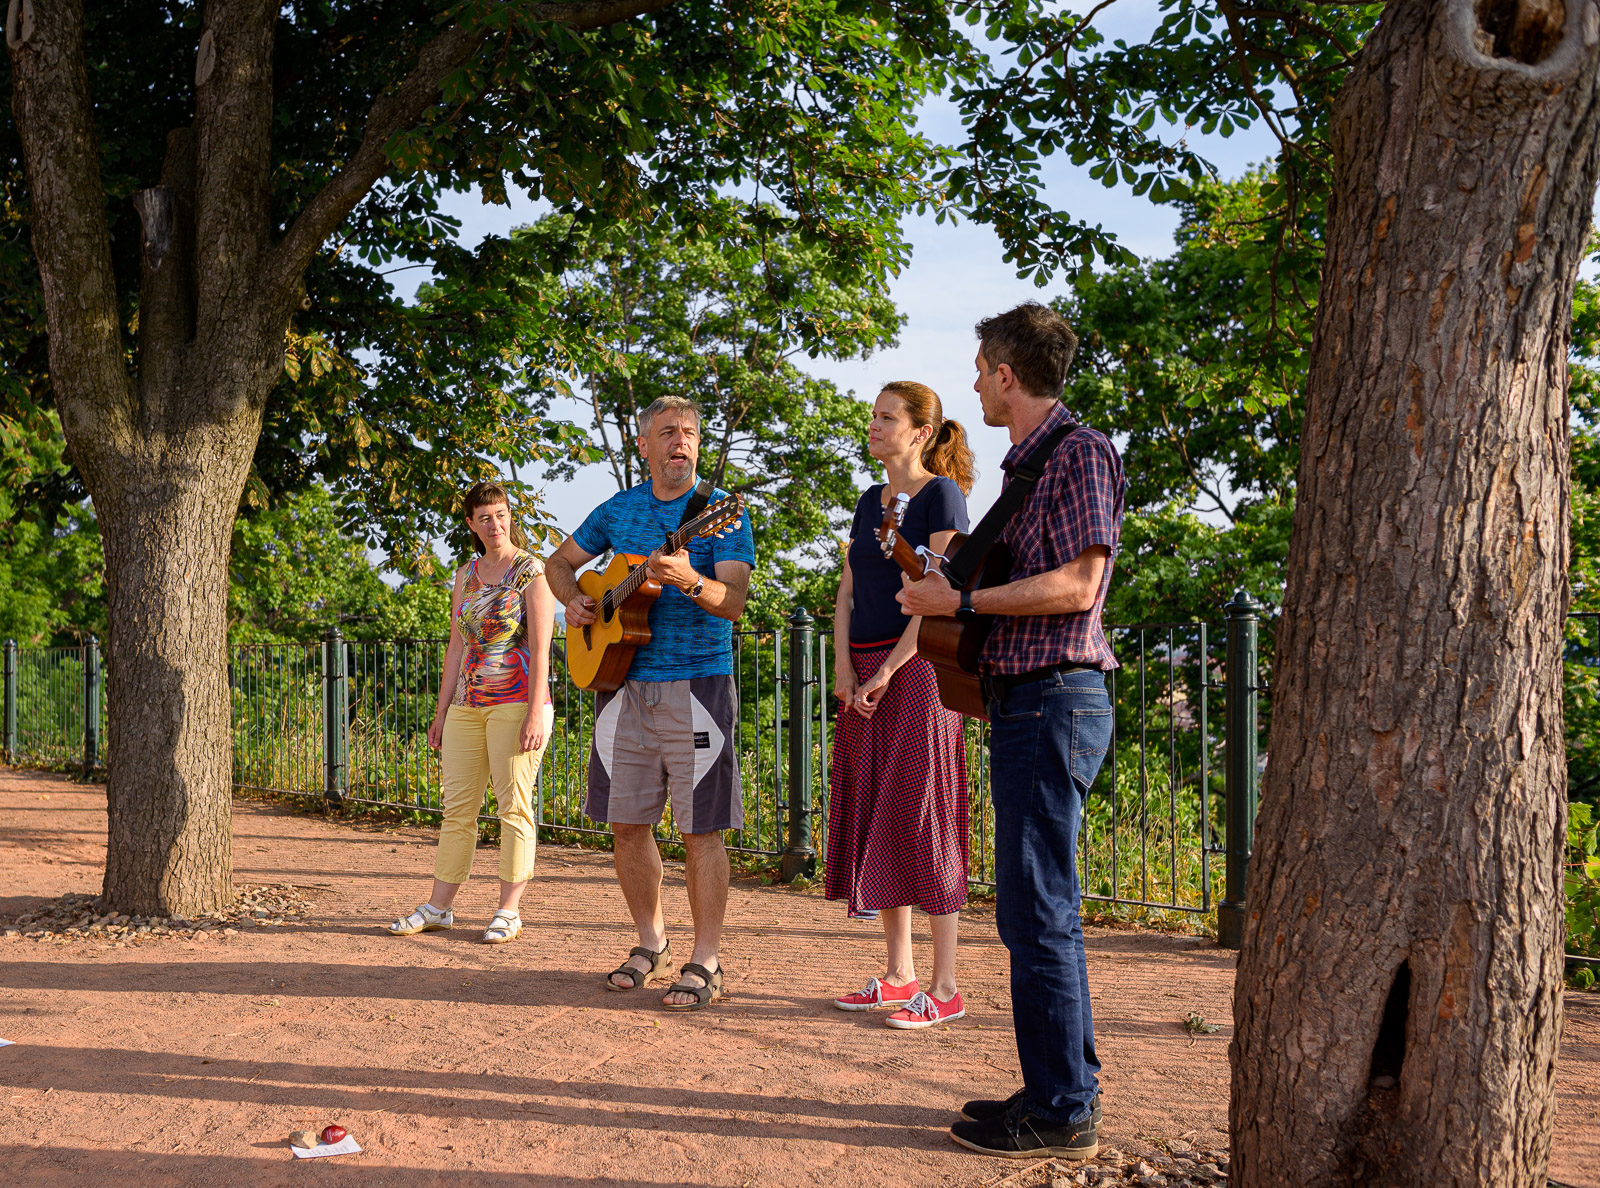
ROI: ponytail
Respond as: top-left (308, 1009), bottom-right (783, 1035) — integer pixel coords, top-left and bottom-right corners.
top-left (879, 380), bottom-right (978, 496)
top-left (923, 419), bottom-right (976, 496)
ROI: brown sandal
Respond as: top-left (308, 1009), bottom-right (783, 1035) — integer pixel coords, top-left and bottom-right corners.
top-left (661, 961), bottom-right (724, 1011)
top-left (606, 941), bottom-right (672, 991)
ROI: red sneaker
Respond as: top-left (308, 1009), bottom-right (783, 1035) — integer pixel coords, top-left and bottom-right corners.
top-left (833, 977), bottom-right (920, 1012)
top-left (886, 990), bottom-right (965, 1030)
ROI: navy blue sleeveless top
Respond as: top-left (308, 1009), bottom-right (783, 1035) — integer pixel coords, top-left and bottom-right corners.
top-left (846, 477), bottom-right (969, 644)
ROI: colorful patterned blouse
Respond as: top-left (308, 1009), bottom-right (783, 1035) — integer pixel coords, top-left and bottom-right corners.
top-left (452, 550), bottom-right (547, 707)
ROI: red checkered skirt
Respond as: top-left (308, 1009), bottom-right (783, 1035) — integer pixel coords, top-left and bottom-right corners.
top-left (825, 643), bottom-right (970, 915)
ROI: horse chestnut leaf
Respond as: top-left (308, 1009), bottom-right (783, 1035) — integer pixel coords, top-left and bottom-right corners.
top-left (320, 1125), bottom-right (347, 1145)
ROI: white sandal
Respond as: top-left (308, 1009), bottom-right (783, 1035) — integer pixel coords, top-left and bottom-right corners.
top-left (482, 909), bottom-right (522, 945)
top-left (387, 903), bottom-right (452, 936)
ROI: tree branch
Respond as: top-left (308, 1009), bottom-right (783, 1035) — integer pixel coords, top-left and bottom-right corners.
top-left (265, 0), bottom-right (677, 308)
top-left (193, 0), bottom-right (279, 337)
top-left (5, 0), bottom-right (136, 459)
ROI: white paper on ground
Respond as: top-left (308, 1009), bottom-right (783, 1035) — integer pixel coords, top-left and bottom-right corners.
top-left (290, 1136), bottom-right (362, 1159)
top-left (0, 1038), bottom-right (14, 1048)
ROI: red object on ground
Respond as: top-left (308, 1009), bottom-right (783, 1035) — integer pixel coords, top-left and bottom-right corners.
top-left (321, 1125), bottom-right (347, 1145)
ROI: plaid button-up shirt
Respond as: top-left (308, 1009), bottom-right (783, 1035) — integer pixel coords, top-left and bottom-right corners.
top-left (980, 402), bottom-right (1125, 674)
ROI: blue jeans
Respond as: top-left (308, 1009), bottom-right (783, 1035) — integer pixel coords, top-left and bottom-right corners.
top-left (988, 668), bottom-right (1113, 1125)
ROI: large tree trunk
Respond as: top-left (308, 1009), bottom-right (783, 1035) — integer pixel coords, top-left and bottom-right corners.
top-left (1230, 0), bottom-right (1600, 1184)
top-left (96, 418), bottom-right (263, 915)
top-left (5, 0), bottom-right (497, 915)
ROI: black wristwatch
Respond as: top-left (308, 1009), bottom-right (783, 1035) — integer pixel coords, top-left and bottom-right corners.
top-left (685, 575), bottom-right (706, 599)
top-left (957, 589), bottom-right (978, 619)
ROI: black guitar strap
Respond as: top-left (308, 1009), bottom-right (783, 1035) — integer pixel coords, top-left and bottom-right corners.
top-left (944, 421), bottom-right (1081, 588)
top-left (670, 477), bottom-right (716, 542)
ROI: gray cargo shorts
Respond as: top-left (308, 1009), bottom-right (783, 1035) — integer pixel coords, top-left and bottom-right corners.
top-left (585, 676), bottom-right (744, 835)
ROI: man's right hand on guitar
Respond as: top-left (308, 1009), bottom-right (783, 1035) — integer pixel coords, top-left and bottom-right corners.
top-left (566, 593), bottom-right (597, 626)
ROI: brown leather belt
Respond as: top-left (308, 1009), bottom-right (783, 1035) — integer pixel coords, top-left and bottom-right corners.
top-left (984, 663), bottom-right (1100, 704)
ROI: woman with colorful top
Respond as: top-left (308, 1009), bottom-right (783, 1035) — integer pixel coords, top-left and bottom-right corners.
top-left (387, 481), bottom-right (556, 945)
top-left (826, 381), bottom-right (975, 1029)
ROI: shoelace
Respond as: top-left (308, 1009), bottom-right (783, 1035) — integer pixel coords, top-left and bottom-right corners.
top-left (901, 991), bottom-right (939, 1019)
top-left (857, 977), bottom-right (887, 1002)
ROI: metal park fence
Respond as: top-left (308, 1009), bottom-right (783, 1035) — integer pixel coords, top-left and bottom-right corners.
top-left (1, 595), bottom-right (1269, 928)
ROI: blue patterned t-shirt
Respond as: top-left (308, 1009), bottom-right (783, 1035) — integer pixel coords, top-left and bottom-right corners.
top-left (571, 481), bottom-right (757, 681)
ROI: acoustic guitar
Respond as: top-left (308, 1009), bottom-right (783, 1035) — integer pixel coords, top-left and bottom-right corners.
top-left (565, 493), bottom-right (746, 692)
top-left (878, 492), bottom-right (1013, 721)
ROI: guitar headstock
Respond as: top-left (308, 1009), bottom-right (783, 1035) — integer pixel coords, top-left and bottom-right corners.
top-left (687, 493), bottom-right (746, 541)
top-left (877, 492), bottom-right (910, 559)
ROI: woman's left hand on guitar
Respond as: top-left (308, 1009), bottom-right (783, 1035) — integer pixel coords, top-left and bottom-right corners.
top-left (897, 568), bottom-right (961, 617)
top-left (646, 547), bottom-right (699, 592)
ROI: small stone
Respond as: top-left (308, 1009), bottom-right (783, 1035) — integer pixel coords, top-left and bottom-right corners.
top-left (289, 1130), bottom-right (318, 1149)
top-left (1168, 1141), bottom-right (1193, 1157)
top-left (1137, 1164), bottom-right (1156, 1178)
top-left (222, 928), bottom-right (237, 936)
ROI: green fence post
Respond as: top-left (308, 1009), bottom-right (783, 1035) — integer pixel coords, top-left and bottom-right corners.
top-left (323, 625), bottom-right (347, 806)
top-left (1217, 591), bottom-right (1263, 949)
top-left (781, 607), bottom-right (816, 881)
top-left (83, 636), bottom-right (101, 777)
top-left (3, 639), bottom-right (15, 765)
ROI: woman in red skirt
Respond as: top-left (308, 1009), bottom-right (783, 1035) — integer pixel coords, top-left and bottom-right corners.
top-left (827, 379), bottom-right (974, 1030)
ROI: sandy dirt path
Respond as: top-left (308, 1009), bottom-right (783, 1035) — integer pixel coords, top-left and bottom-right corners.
top-left (0, 766), bottom-right (1594, 1187)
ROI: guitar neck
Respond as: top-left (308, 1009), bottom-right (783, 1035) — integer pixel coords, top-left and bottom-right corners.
top-left (601, 509), bottom-right (724, 611)
top-left (884, 533), bottom-right (933, 582)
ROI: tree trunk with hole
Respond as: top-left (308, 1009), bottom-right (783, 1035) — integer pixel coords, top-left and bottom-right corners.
top-left (1230, 0), bottom-right (1600, 1184)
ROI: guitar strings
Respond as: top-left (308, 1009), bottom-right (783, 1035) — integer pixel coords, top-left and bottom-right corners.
top-left (595, 498), bottom-right (742, 618)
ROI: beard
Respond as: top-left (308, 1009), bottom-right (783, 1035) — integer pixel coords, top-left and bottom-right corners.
top-left (656, 455), bottom-right (695, 485)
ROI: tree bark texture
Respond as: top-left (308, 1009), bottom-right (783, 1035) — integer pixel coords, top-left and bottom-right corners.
top-left (1231, 1), bottom-right (1600, 1185)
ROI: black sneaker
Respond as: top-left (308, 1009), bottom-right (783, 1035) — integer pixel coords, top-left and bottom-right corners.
top-left (949, 1099), bottom-right (1100, 1161)
top-left (960, 1088), bottom-right (1101, 1125)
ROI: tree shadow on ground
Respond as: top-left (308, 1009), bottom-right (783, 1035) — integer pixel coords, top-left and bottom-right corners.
top-left (0, 958), bottom-right (876, 1021)
top-left (0, 1145), bottom-right (668, 1187)
top-left (0, 1044), bottom-right (956, 1141)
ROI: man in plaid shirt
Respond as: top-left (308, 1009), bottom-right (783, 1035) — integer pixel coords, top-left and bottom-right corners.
top-left (900, 301), bottom-right (1124, 1162)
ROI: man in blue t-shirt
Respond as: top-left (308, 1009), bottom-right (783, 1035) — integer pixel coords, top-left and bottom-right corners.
top-left (546, 395), bottom-right (756, 1010)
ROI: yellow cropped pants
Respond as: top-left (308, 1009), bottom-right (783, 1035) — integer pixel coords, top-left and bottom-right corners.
top-left (435, 700), bottom-right (553, 885)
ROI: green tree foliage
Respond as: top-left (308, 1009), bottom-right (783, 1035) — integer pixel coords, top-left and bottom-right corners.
top-left (1057, 170), bottom-right (1307, 625)
top-left (944, 1), bottom-right (1381, 280)
top-left (0, 498), bottom-right (103, 647)
top-left (229, 486), bottom-right (451, 644)
top-left (500, 207), bottom-right (897, 621)
top-left (0, 0), bottom-right (952, 563)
